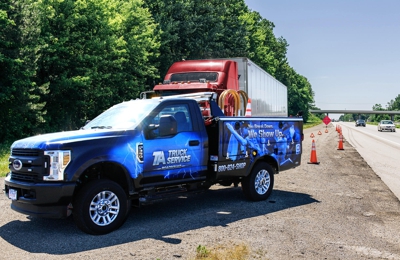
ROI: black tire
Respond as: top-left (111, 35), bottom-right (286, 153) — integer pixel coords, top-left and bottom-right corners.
top-left (242, 162), bottom-right (274, 201)
top-left (73, 179), bottom-right (131, 235)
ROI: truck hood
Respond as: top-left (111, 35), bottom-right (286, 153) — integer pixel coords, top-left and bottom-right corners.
top-left (11, 129), bottom-right (131, 150)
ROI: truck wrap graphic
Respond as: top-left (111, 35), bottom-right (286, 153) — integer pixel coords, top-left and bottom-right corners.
top-left (223, 120), bottom-right (302, 170)
top-left (142, 131), bottom-right (206, 180)
top-left (153, 149), bottom-right (191, 165)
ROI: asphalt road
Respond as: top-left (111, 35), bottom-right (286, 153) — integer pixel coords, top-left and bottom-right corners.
top-left (337, 122), bottom-right (400, 199)
top-left (1, 123), bottom-right (400, 259)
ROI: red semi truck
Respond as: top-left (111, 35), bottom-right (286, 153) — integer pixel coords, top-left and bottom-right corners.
top-left (151, 57), bottom-right (288, 117)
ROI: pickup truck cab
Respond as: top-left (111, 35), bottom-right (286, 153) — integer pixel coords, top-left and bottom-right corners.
top-left (5, 93), bottom-right (303, 234)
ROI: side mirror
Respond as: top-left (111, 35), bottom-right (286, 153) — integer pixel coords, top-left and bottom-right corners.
top-left (158, 115), bottom-right (177, 136)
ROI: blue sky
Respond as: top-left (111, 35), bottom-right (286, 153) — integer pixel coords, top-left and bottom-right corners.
top-left (245, 0), bottom-right (400, 119)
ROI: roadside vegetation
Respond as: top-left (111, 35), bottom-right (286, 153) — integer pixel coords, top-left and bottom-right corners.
top-left (191, 243), bottom-right (253, 260)
top-left (0, 142), bottom-right (11, 177)
top-left (1, 0), bottom-right (397, 175)
top-left (303, 113), bottom-right (322, 129)
top-left (1, 0), bottom-right (315, 149)
top-left (336, 107), bottom-right (400, 124)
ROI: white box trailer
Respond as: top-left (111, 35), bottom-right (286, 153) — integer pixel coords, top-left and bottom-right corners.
top-left (229, 57), bottom-right (288, 117)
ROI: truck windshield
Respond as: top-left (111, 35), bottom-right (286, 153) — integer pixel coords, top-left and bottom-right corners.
top-left (82, 100), bottom-right (158, 130)
top-left (170, 72), bottom-right (218, 82)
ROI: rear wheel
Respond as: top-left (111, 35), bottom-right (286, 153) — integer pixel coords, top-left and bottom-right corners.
top-left (73, 179), bottom-right (131, 235)
top-left (242, 162), bottom-right (274, 201)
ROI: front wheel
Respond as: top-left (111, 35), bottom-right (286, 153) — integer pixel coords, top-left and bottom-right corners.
top-left (242, 162), bottom-right (274, 201)
top-left (73, 179), bottom-right (131, 235)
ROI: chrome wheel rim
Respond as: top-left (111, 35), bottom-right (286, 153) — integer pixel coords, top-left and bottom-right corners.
top-left (254, 169), bottom-right (270, 195)
top-left (89, 191), bottom-right (120, 226)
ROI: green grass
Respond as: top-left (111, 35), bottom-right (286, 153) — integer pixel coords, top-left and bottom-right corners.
top-left (304, 121), bottom-right (322, 129)
top-left (192, 243), bottom-right (251, 260)
top-left (304, 113), bottom-right (322, 129)
top-left (0, 143), bottom-right (11, 177)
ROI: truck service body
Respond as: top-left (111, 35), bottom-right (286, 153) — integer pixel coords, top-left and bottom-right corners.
top-left (5, 92), bottom-right (303, 234)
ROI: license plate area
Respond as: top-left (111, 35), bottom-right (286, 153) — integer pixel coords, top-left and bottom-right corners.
top-left (9, 188), bottom-right (17, 200)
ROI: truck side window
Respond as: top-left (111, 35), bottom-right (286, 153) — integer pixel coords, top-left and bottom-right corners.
top-left (172, 105), bottom-right (192, 133)
top-left (147, 104), bottom-right (193, 139)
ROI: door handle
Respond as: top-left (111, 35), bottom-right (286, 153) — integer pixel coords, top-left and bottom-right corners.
top-left (189, 140), bottom-right (200, 146)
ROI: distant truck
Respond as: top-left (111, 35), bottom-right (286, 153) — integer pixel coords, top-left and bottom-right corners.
top-left (152, 57), bottom-right (288, 117)
top-left (5, 93), bottom-right (303, 235)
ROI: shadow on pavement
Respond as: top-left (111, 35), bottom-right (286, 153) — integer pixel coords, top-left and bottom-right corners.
top-left (0, 187), bottom-right (318, 254)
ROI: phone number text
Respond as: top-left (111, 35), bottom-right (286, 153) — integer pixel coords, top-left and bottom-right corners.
top-left (218, 162), bottom-right (247, 172)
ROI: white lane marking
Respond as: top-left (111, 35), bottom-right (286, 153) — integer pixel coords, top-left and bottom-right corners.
top-left (335, 123), bottom-right (400, 147)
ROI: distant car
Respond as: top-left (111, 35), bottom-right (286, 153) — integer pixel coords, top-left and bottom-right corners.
top-left (355, 119), bottom-right (366, 127)
top-left (378, 120), bottom-right (396, 132)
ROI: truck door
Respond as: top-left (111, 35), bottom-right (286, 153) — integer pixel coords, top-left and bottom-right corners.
top-left (141, 102), bottom-right (207, 184)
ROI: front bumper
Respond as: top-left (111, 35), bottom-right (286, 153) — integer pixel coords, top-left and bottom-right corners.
top-left (4, 175), bottom-right (76, 218)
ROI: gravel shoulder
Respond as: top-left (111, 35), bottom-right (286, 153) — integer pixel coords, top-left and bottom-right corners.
top-left (1, 123), bottom-right (400, 259)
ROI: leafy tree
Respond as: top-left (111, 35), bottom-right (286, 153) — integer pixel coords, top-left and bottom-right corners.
top-left (145, 0), bottom-right (316, 122)
top-left (342, 114), bottom-right (353, 122)
top-left (0, 0), bottom-right (332, 142)
top-left (240, 10), bottom-right (314, 122)
top-left (387, 94), bottom-right (400, 111)
top-left (369, 103), bottom-right (389, 122)
top-left (144, 0), bottom-right (248, 79)
top-left (241, 10), bottom-right (282, 77)
top-left (0, 0), bottom-right (46, 142)
top-left (36, 0), bottom-right (160, 131)
top-left (275, 63), bottom-right (314, 122)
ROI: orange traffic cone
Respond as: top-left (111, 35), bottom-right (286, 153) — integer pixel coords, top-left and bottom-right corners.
top-left (245, 98), bottom-right (252, 117)
top-left (325, 128), bottom-right (328, 133)
top-left (318, 131), bottom-right (322, 135)
top-left (307, 139), bottom-right (320, 164)
top-left (310, 133), bottom-right (315, 138)
top-left (338, 134), bottom-right (344, 150)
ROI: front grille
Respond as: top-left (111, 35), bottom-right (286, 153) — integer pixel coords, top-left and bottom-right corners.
top-left (10, 148), bottom-right (47, 182)
top-left (11, 172), bottom-right (39, 182)
top-left (12, 149), bottom-right (41, 157)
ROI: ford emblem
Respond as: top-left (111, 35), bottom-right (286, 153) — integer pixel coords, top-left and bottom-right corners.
top-left (13, 159), bottom-right (23, 171)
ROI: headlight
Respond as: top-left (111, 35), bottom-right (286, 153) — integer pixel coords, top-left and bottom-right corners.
top-left (44, 150), bottom-right (71, 181)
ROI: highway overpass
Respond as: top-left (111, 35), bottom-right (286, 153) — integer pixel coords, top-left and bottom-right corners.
top-left (309, 110), bottom-right (400, 120)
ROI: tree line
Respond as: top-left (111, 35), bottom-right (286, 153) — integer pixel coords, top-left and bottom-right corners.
top-left (339, 96), bottom-right (400, 122)
top-left (0, 0), bottom-right (315, 144)
top-left (311, 94), bottom-right (400, 122)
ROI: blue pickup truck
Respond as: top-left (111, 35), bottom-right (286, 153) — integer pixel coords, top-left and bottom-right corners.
top-left (5, 93), bottom-right (303, 234)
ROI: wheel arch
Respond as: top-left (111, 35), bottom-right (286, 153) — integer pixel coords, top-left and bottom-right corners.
top-left (74, 161), bottom-right (134, 197)
top-left (250, 155), bottom-right (279, 175)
